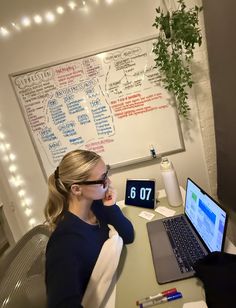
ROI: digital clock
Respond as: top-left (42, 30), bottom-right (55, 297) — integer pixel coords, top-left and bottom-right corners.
top-left (125, 179), bottom-right (156, 209)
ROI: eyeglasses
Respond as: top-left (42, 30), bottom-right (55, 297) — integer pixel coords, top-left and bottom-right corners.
top-left (72, 166), bottom-right (110, 189)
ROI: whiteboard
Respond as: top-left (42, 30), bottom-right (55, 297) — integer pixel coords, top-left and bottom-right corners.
top-left (10, 37), bottom-right (184, 177)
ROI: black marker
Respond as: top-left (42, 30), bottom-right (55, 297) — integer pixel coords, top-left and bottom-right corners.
top-left (150, 145), bottom-right (156, 158)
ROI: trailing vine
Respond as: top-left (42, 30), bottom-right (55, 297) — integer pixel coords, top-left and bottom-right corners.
top-left (152, 0), bottom-right (203, 118)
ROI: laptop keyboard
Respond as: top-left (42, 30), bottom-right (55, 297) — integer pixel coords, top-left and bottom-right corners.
top-left (163, 216), bottom-right (206, 273)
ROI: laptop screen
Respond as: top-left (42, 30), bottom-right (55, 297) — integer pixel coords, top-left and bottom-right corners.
top-left (185, 178), bottom-right (227, 252)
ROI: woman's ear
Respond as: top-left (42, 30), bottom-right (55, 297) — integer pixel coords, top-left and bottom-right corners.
top-left (70, 184), bottom-right (82, 196)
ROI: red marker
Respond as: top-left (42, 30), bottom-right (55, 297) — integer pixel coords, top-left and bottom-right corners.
top-left (136, 288), bottom-right (177, 306)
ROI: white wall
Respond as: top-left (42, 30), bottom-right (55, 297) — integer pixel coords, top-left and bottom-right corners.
top-left (0, 0), bottom-right (212, 240)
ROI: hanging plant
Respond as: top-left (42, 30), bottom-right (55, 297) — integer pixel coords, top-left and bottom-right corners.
top-left (152, 0), bottom-right (203, 118)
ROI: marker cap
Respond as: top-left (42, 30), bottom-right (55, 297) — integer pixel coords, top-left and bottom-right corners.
top-left (167, 292), bottom-right (182, 301)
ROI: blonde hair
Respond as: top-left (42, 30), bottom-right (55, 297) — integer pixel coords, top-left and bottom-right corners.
top-left (44, 149), bottom-right (101, 231)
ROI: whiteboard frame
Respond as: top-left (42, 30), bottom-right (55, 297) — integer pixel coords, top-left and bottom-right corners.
top-left (9, 35), bottom-right (185, 177)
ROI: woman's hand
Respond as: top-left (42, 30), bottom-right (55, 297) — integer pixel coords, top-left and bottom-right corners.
top-left (103, 186), bottom-right (117, 206)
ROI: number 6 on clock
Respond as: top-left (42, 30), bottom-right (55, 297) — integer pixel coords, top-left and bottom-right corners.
top-left (125, 179), bottom-right (156, 209)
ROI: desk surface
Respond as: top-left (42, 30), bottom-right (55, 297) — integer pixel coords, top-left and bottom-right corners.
top-left (115, 198), bottom-right (206, 308)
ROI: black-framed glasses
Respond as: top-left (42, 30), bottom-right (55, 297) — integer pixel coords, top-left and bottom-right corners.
top-left (72, 166), bottom-right (110, 189)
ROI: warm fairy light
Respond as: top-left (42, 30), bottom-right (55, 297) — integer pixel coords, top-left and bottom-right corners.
top-left (0, 132), bottom-right (5, 139)
top-left (9, 164), bottom-right (17, 173)
top-left (24, 198), bottom-right (32, 206)
top-left (1, 0), bottom-right (116, 39)
top-left (21, 16), bottom-right (31, 27)
top-left (5, 143), bottom-right (10, 150)
top-left (0, 27), bottom-right (9, 36)
top-left (18, 189), bottom-right (26, 197)
top-left (34, 15), bottom-right (43, 24)
top-left (25, 208), bottom-right (32, 216)
top-left (56, 6), bottom-right (65, 14)
top-left (9, 153), bottom-right (16, 161)
top-left (68, 1), bottom-right (77, 10)
top-left (21, 200), bottom-right (26, 207)
top-left (29, 218), bottom-right (36, 227)
top-left (9, 175), bottom-right (23, 187)
top-left (45, 12), bottom-right (55, 23)
top-left (0, 128), bottom-right (36, 227)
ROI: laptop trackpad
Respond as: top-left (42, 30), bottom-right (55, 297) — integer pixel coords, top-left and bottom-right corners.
top-left (147, 219), bottom-right (193, 283)
top-left (147, 220), bottom-right (174, 257)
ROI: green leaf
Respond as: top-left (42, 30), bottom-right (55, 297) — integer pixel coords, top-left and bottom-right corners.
top-left (152, 0), bottom-right (202, 118)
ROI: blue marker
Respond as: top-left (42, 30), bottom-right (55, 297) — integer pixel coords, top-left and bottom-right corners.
top-left (139, 292), bottom-right (182, 307)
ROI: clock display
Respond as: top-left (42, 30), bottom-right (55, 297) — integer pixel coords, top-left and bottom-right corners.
top-left (125, 179), bottom-right (156, 209)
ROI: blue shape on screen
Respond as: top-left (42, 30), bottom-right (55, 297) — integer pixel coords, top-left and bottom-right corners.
top-left (199, 199), bottom-right (216, 224)
top-left (218, 220), bottom-right (224, 233)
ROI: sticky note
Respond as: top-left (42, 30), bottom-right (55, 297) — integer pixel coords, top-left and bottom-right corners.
top-left (155, 206), bottom-right (176, 217)
top-left (139, 211), bottom-right (155, 221)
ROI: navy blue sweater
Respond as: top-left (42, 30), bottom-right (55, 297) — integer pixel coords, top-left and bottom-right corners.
top-left (46, 201), bottom-right (134, 308)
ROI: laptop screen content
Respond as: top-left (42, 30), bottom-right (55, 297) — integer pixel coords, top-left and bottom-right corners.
top-left (185, 178), bottom-right (227, 253)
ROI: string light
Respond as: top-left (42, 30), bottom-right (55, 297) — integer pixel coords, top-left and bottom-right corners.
top-left (21, 16), bottom-right (31, 27)
top-left (21, 200), bottom-right (26, 207)
top-left (56, 6), bottom-right (65, 14)
top-left (0, 132), bottom-right (5, 140)
top-left (0, 128), bottom-right (37, 228)
top-left (45, 12), bottom-right (55, 23)
top-left (25, 208), bottom-right (32, 216)
top-left (0, 0), bottom-right (120, 226)
top-left (18, 189), bottom-right (26, 197)
top-left (29, 218), bottom-right (36, 227)
top-left (24, 198), bottom-right (32, 206)
top-left (9, 175), bottom-right (23, 187)
top-left (9, 153), bottom-right (16, 161)
top-left (9, 164), bottom-right (17, 173)
top-left (0, 27), bottom-right (9, 37)
top-left (33, 15), bottom-right (43, 24)
top-left (5, 143), bottom-right (10, 150)
top-left (0, 0), bottom-right (115, 39)
top-left (68, 1), bottom-right (77, 10)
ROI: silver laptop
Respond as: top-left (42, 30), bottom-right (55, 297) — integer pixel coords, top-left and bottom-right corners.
top-left (147, 178), bottom-right (228, 284)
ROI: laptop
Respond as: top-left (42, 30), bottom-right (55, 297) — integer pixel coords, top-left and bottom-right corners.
top-left (147, 178), bottom-right (228, 284)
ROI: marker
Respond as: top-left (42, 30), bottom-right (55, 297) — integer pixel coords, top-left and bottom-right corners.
top-left (136, 288), bottom-right (177, 305)
top-left (139, 292), bottom-right (182, 307)
top-left (150, 145), bottom-right (157, 158)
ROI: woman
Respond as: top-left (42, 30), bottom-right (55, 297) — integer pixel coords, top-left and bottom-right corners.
top-left (45, 149), bottom-right (134, 308)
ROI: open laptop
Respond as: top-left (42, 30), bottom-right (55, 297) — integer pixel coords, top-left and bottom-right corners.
top-left (147, 178), bottom-right (228, 284)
